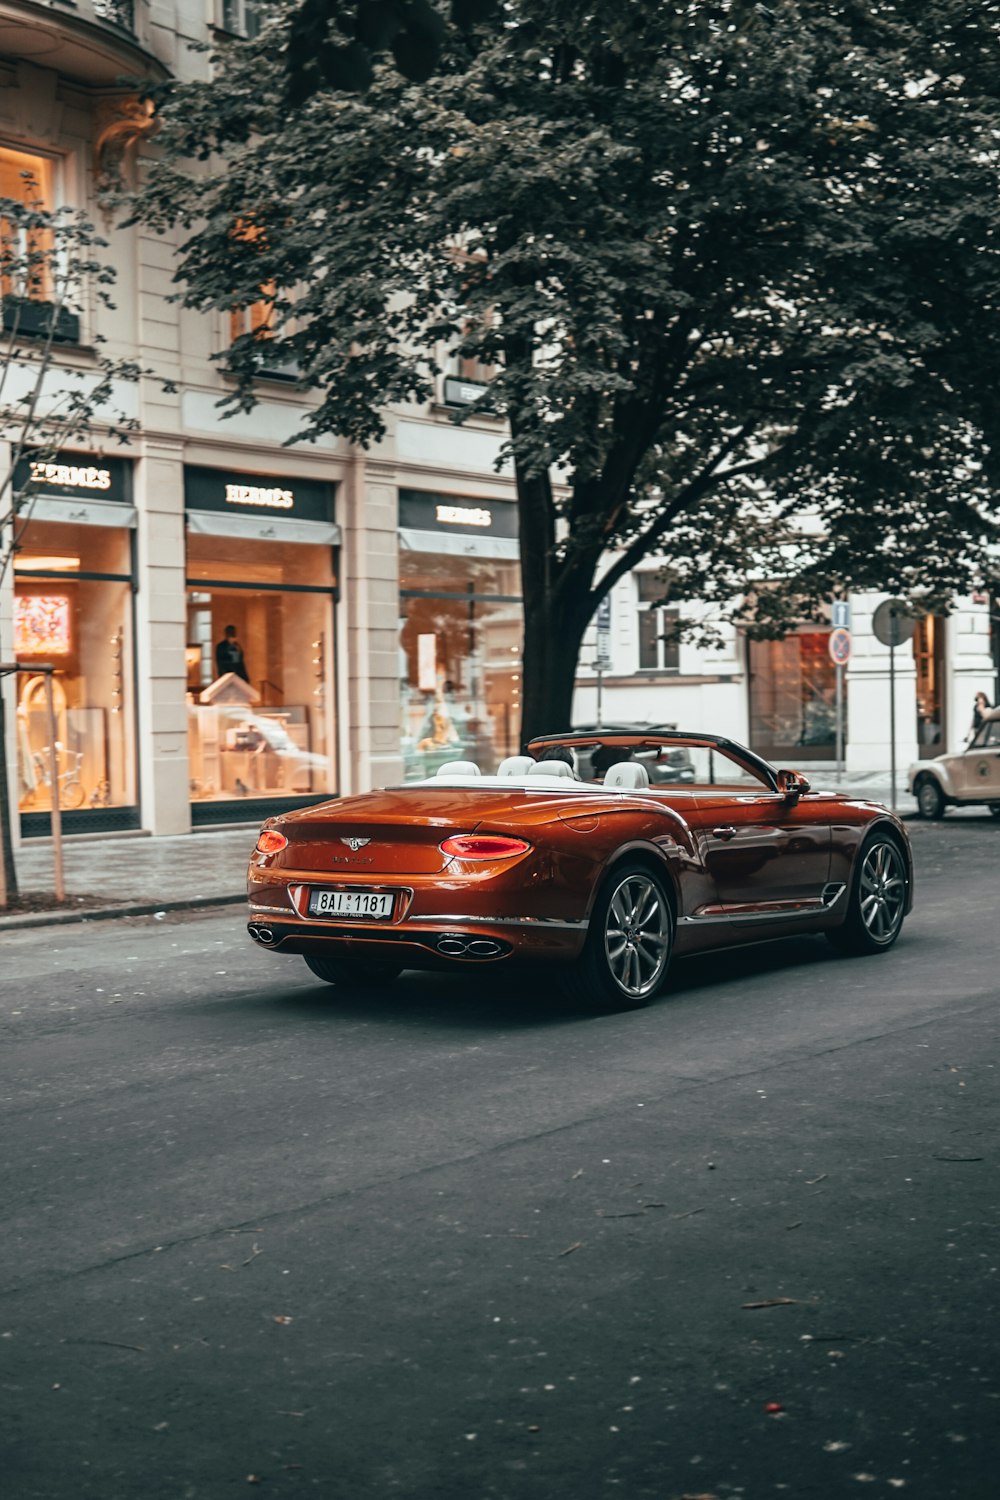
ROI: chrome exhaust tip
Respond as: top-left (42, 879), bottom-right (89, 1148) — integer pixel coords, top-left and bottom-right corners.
top-left (248, 924), bottom-right (276, 945)
top-left (434, 933), bottom-right (509, 960)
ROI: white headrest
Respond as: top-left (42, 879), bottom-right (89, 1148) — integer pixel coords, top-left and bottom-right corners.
top-left (528, 758), bottom-right (575, 778)
top-left (497, 755), bottom-right (536, 778)
top-left (603, 761), bottom-right (649, 789)
top-left (435, 760), bottom-right (481, 777)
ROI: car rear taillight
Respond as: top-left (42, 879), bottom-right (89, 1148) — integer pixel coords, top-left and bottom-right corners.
top-left (440, 835), bottom-right (532, 860)
top-left (256, 830), bottom-right (288, 854)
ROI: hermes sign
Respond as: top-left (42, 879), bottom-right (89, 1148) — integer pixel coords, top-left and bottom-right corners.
top-left (184, 466), bottom-right (335, 525)
top-left (14, 451), bottom-right (132, 504)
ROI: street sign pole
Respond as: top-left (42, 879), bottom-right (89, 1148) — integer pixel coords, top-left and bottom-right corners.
top-left (871, 599), bottom-right (917, 814)
top-left (594, 596), bottom-right (611, 730)
top-left (828, 619), bottom-right (852, 782)
top-left (889, 641), bottom-right (896, 812)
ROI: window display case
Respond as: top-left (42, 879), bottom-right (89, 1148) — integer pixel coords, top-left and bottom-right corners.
top-left (13, 517), bottom-right (137, 827)
top-left (399, 552), bottom-right (523, 781)
top-left (184, 529), bottom-right (337, 810)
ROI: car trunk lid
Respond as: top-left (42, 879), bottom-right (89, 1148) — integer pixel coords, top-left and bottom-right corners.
top-left (276, 787), bottom-right (547, 875)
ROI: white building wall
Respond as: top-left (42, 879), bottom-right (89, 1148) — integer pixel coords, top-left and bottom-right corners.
top-left (945, 599), bottom-right (995, 754)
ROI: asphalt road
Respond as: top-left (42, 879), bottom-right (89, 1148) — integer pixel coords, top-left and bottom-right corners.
top-left (2, 815), bottom-right (998, 1500)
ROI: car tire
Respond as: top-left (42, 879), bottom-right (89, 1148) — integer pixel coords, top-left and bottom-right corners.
top-left (562, 862), bottom-right (673, 1012)
top-left (915, 777), bottom-right (946, 819)
top-left (828, 832), bottom-right (908, 956)
top-left (303, 953), bottom-right (402, 988)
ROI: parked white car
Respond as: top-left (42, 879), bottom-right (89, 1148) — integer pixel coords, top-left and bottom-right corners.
top-left (908, 707), bottom-right (1000, 818)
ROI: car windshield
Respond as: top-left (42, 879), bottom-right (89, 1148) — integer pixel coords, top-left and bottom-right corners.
top-left (405, 734), bottom-right (776, 791)
top-left (970, 719), bottom-right (1000, 750)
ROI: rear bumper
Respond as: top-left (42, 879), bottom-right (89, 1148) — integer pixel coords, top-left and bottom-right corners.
top-left (246, 910), bottom-right (588, 968)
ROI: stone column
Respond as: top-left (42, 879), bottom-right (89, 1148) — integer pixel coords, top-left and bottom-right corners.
top-left (134, 438), bottom-right (189, 833)
top-left (340, 455), bottom-right (402, 795)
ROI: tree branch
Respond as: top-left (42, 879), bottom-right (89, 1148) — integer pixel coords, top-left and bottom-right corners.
top-left (590, 423), bottom-right (784, 606)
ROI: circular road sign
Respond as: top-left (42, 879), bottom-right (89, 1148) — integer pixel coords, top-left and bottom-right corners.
top-left (828, 627), bottom-right (852, 666)
top-left (872, 597), bottom-right (918, 648)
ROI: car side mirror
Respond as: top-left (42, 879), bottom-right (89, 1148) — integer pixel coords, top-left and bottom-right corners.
top-left (777, 769), bottom-right (811, 801)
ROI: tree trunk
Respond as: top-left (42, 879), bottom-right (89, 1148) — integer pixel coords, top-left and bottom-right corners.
top-left (0, 690), bottom-right (19, 906)
top-left (519, 584), bottom-right (594, 748)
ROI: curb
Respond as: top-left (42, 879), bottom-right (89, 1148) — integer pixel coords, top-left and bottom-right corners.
top-left (0, 892), bottom-right (247, 933)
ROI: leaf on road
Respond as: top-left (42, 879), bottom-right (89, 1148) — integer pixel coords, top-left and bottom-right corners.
top-left (742, 1297), bottom-right (801, 1310)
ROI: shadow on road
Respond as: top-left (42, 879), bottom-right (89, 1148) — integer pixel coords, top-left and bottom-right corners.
top-left (238, 930), bottom-right (872, 1032)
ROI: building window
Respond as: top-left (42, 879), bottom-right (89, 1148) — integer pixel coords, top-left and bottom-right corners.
top-left (185, 532), bottom-right (337, 807)
top-left (442, 310), bottom-right (498, 408)
top-left (13, 519), bottom-right (137, 826)
top-left (748, 628), bottom-right (838, 761)
top-left (637, 574), bottom-right (680, 672)
top-left (221, 0), bottom-right (263, 38)
top-left (1, 145), bottom-right (55, 304)
top-left (399, 552), bottom-right (522, 779)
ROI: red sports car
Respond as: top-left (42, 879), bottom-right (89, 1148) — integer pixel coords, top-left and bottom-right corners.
top-left (246, 728), bottom-right (913, 1011)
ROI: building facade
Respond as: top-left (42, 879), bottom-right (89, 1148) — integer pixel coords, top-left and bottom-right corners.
top-left (1, 3), bottom-right (996, 853)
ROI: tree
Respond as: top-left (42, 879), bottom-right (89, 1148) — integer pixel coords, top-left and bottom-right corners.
top-left (133, 0), bottom-right (1000, 744)
top-left (0, 189), bottom-right (140, 906)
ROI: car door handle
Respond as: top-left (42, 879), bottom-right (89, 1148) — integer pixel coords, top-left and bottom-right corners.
top-left (712, 826), bottom-right (737, 840)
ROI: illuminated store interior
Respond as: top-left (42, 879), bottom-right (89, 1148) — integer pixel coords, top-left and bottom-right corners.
top-left (13, 518), bottom-right (137, 829)
top-left (184, 531), bottom-right (337, 812)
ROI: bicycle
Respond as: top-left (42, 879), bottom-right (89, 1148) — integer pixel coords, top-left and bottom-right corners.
top-left (26, 745), bottom-right (86, 810)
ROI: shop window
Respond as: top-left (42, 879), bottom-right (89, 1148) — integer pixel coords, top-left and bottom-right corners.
top-left (913, 615), bottom-right (946, 758)
top-left (637, 574), bottom-right (680, 673)
top-left (748, 627), bottom-right (838, 761)
top-left (185, 532), bottom-right (337, 806)
top-left (399, 551), bottom-right (522, 779)
top-left (13, 520), bottom-right (137, 818)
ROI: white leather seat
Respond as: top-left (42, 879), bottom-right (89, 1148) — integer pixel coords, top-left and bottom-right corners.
top-left (603, 761), bottom-right (649, 789)
top-left (527, 758), bottom-right (575, 778)
top-left (497, 755), bottom-right (536, 777)
top-left (435, 760), bottom-right (481, 777)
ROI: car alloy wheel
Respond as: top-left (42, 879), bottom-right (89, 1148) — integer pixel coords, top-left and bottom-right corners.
top-left (829, 833), bottom-right (908, 956)
top-left (561, 861), bottom-right (674, 1012)
top-left (858, 840), bottom-right (907, 944)
top-left (603, 872), bottom-right (672, 999)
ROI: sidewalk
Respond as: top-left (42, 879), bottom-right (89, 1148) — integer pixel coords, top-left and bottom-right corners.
top-left (1, 826), bottom-right (259, 931)
top-left (0, 774), bottom-right (917, 933)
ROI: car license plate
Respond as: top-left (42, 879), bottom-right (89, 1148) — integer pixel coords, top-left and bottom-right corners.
top-left (308, 889), bottom-right (395, 920)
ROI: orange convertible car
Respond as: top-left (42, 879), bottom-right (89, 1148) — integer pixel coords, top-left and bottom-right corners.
top-left (246, 728), bottom-right (913, 1011)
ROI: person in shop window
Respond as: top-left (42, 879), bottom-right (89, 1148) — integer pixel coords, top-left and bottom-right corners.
top-left (215, 624), bottom-right (250, 683)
